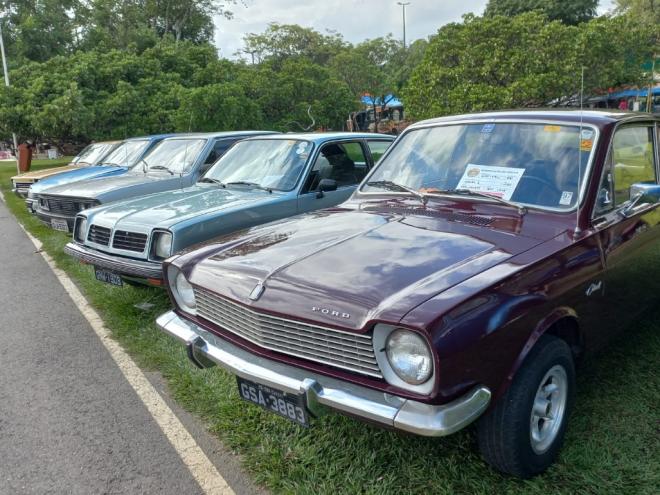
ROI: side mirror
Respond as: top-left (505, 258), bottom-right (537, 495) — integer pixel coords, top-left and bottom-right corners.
top-left (316, 178), bottom-right (338, 198)
top-left (620, 183), bottom-right (660, 217)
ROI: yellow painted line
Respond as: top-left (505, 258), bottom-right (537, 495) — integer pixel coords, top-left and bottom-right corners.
top-left (18, 225), bottom-right (235, 495)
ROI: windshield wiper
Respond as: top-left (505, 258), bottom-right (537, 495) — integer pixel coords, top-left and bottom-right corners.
top-left (96, 161), bottom-right (121, 167)
top-left (199, 177), bottom-right (226, 187)
top-left (225, 181), bottom-right (273, 193)
top-left (149, 165), bottom-right (175, 175)
top-left (427, 188), bottom-right (527, 215)
top-left (366, 180), bottom-right (429, 206)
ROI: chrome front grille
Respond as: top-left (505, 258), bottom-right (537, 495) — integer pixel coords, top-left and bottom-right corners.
top-left (87, 225), bottom-right (111, 246)
top-left (40, 195), bottom-right (91, 215)
top-left (112, 230), bottom-right (148, 252)
top-left (14, 182), bottom-right (32, 191)
top-left (194, 287), bottom-right (382, 378)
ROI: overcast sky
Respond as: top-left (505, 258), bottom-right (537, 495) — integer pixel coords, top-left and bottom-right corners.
top-left (214, 0), bottom-right (616, 59)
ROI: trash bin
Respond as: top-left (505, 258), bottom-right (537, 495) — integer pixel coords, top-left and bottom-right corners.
top-left (18, 143), bottom-right (32, 172)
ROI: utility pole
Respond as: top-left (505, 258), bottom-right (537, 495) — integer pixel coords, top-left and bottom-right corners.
top-left (0, 17), bottom-right (19, 173)
top-left (397, 2), bottom-right (411, 49)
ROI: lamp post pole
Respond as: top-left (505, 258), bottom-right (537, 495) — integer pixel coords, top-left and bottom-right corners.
top-left (397, 2), bottom-right (411, 49)
top-left (0, 19), bottom-right (19, 173)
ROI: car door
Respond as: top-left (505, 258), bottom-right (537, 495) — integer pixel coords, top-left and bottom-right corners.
top-left (591, 122), bottom-right (660, 347)
top-left (297, 140), bottom-right (372, 213)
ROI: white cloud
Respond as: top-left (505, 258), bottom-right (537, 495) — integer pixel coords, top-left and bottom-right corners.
top-left (214, 0), bottom-right (616, 59)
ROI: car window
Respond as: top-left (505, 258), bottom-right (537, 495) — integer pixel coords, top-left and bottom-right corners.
top-left (100, 140), bottom-right (150, 167)
top-left (133, 138), bottom-right (207, 174)
top-left (362, 123), bottom-right (596, 210)
top-left (368, 140), bottom-right (392, 163)
top-left (612, 126), bottom-right (656, 206)
top-left (200, 138), bottom-right (237, 174)
top-left (204, 139), bottom-right (310, 191)
top-left (303, 142), bottom-right (369, 192)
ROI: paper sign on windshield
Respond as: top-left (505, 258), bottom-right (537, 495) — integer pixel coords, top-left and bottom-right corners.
top-left (456, 164), bottom-right (525, 201)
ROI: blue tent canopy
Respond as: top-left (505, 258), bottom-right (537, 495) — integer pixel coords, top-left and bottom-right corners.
top-left (608, 87), bottom-right (660, 99)
top-left (361, 94), bottom-right (403, 108)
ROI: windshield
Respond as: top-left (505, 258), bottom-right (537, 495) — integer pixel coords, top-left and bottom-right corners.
top-left (99, 140), bottom-right (150, 167)
top-left (362, 123), bottom-right (596, 210)
top-left (134, 138), bottom-right (207, 174)
top-left (204, 139), bottom-right (311, 191)
top-left (74, 142), bottom-right (118, 166)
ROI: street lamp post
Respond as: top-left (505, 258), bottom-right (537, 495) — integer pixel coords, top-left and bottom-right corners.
top-left (397, 2), bottom-right (411, 49)
top-left (0, 16), bottom-right (19, 173)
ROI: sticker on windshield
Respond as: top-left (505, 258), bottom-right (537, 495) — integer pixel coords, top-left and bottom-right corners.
top-left (559, 191), bottom-right (574, 206)
top-left (581, 129), bottom-right (594, 140)
top-left (296, 142), bottom-right (309, 155)
top-left (481, 124), bottom-right (496, 134)
top-left (580, 139), bottom-right (593, 152)
top-left (456, 164), bottom-right (525, 201)
top-left (544, 125), bottom-right (562, 132)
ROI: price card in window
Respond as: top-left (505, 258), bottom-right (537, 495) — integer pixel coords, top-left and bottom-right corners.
top-left (456, 164), bottom-right (526, 201)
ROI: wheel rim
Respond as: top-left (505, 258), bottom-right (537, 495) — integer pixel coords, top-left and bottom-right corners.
top-left (529, 364), bottom-right (568, 454)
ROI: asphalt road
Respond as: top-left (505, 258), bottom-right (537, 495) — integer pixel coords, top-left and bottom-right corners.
top-left (0, 197), bottom-right (262, 495)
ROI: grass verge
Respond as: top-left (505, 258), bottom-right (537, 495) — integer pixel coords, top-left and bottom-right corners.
top-left (1, 161), bottom-right (658, 494)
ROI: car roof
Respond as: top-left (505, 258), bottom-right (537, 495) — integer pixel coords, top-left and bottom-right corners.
top-left (244, 132), bottom-right (394, 143)
top-left (158, 131), bottom-right (279, 141)
top-left (411, 109), bottom-right (659, 129)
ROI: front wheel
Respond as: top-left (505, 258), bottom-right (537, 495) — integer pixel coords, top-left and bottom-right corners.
top-left (477, 335), bottom-right (576, 478)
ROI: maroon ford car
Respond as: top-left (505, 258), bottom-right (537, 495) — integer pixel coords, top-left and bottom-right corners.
top-left (156, 110), bottom-right (660, 477)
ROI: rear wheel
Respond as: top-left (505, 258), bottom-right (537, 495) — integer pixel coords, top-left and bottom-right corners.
top-left (477, 335), bottom-right (575, 478)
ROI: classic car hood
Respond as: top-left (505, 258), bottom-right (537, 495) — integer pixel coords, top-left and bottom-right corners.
top-left (40, 172), bottom-right (169, 199)
top-left (188, 207), bottom-right (550, 329)
top-left (12, 163), bottom-right (77, 182)
top-left (29, 165), bottom-right (126, 194)
top-left (90, 185), bottom-right (282, 229)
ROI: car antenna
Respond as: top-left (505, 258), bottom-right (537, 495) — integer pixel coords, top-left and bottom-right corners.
top-left (575, 66), bottom-right (585, 238)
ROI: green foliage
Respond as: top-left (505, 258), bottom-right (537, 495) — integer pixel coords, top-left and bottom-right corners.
top-left (0, 0), bottom-right (236, 63)
top-left (484, 0), bottom-right (598, 25)
top-left (403, 12), bottom-right (655, 120)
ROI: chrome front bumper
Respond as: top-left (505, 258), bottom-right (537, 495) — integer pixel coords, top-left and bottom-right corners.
top-left (156, 310), bottom-right (492, 437)
top-left (64, 242), bottom-right (163, 280)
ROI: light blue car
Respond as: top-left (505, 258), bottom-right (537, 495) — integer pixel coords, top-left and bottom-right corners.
top-left (35, 131), bottom-right (274, 233)
top-left (26, 134), bottom-right (176, 212)
top-left (64, 132), bottom-right (394, 286)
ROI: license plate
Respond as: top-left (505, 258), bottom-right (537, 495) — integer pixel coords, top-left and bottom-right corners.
top-left (50, 218), bottom-right (69, 232)
top-left (237, 377), bottom-right (309, 427)
top-left (94, 267), bottom-right (123, 286)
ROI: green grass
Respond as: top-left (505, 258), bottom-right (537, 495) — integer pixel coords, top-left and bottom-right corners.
top-left (2, 161), bottom-right (659, 494)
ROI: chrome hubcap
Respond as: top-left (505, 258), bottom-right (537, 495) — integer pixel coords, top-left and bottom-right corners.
top-left (530, 365), bottom-right (568, 454)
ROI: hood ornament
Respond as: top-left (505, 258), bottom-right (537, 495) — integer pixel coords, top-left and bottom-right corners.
top-left (249, 282), bottom-right (265, 301)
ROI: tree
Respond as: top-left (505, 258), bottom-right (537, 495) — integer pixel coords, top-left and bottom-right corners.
top-left (484, 0), bottom-right (598, 25)
top-left (241, 23), bottom-right (347, 66)
top-left (331, 36), bottom-right (408, 131)
top-left (403, 12), bottom-right (654, 120)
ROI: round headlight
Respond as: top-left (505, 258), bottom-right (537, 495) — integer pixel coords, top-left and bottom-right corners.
top-left (76, 217), bottom-right (88, 242)
top-left (154, 232), bottom-right (173, 259)
top-left (174, 271), bottom-right (196, 313)
top-left (385, 329), bottom-right (433, 385)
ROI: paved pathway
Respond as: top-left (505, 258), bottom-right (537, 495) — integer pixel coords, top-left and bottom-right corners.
top-left (0, 197), bottom-right (261, 495)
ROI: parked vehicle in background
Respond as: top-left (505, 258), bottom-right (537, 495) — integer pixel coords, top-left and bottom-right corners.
top-left (10, 141), bottom-right (120, 197)
top-left (26, 134), bottom-right (176, 213)
top-left (157, 110), bottom-right (660, 478)
top-left (65, 133), bottom-right (394, 287)
top-left (33, 131), bottom-right (275, 233)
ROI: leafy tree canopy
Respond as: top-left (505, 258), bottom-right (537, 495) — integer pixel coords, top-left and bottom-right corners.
top-left (484, 0), bottom-right (598, 24)
top-left (403, 12), bottom-right (655, 119)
